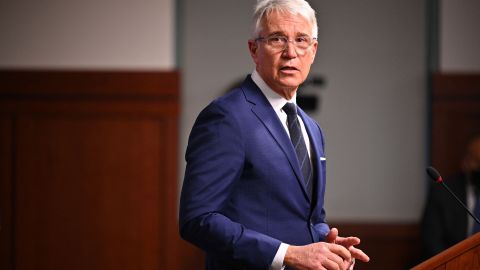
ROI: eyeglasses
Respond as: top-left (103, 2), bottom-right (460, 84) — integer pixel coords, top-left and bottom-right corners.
top-left (255, 34), bottom-right (317, 54)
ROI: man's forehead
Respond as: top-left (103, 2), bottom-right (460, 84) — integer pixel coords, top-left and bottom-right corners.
top-left (261, 12), bottom-right (311, 35)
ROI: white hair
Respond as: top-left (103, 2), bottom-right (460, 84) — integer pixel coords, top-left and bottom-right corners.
top-left (252, 0), bottom-right (318, 38)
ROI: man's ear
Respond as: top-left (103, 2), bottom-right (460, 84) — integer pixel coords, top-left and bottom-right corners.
top-left (248, 39), bottom-right (259, 64)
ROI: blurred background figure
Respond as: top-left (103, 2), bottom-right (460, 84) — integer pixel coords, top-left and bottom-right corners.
top-left (421, 135), bottom-right (480, 259)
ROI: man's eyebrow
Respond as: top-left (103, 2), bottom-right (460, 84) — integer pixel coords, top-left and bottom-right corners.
top-left (266, 31), bottom-right (285, 36)
top-left (296, 31), bottom-right (311, 37)
top-left (266, 31), bottom-right (311, 37)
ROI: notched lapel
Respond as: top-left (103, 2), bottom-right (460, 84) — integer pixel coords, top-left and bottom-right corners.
top-left (240, 77), bottom-right (311, 201)
top-left (298, 109), bottom-right (325, 206)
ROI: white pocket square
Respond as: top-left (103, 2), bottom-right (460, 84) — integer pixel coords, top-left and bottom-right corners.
top-left (320, 157), bottom-right (326, 161)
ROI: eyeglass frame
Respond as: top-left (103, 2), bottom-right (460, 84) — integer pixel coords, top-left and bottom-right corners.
top-left (255, 34), bottom-right (317, 54)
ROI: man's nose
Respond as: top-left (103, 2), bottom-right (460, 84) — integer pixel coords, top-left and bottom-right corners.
top-left (282, 41), bottom-right (298, 58)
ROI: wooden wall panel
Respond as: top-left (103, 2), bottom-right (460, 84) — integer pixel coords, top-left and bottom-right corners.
top-left (0, 70), bottom-right (196, 270)
top-left (14, 115), bottom-right (165, 269)
top-left (0, 70), bottom-right (178, 98)
top-left (0, 117), bottom-right (13, 269)
top-left (431, 73), bottom-right (480, 178)
top-left (331, 222), bottom-right (420, 270)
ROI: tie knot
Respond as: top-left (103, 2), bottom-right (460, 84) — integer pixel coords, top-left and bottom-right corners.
top-left (283, 102), bottom-right (297, 116)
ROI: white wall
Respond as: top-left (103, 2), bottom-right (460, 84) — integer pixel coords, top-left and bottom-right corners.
top-left (311, 2), bottom-right (426, 221)
top-left (440, 0), bottom-right (480, 72)
top-left (0, 0), bottom-right (175, 69)
top-left (180, 0), bottom-right (427, 222)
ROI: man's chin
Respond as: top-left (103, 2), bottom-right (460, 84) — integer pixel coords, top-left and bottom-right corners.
top-left (277, 79), bottom-right (302, 91)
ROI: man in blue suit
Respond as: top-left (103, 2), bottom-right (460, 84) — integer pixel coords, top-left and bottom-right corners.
top-left (179, 0), bottom-right (369, 269)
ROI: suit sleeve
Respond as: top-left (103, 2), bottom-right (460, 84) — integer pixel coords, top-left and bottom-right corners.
top-left (312, 121), bottom-right (330, 241)
top-left (179, 101), bottom-right (281, 269)
top-left (420, 182), bottom-right (448, 259)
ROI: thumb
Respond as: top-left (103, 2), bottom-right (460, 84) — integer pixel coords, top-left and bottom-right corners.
top-left (325, 227), bottom-right (338, 243)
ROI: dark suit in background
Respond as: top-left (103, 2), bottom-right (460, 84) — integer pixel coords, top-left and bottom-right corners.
top-left (420, 173), bottom-right (469, 259)
top-left (421, 136), bottom-right (480, 260)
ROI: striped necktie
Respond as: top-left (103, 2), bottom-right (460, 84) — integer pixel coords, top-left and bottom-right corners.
top-left (283, 103), bottom-right (313, 199)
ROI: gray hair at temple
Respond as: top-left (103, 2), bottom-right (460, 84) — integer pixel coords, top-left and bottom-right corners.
top-left (252, 0), bottom-right (318, 38)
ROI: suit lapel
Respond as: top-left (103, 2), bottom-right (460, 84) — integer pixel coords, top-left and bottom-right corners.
top-left (298, 108), bottom-right (324, 207)
top-left (240, 77), bottom-right (309, 200)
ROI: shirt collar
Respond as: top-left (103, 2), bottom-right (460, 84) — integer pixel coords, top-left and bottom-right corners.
top-left (251, 69), bottom-right (297, 113)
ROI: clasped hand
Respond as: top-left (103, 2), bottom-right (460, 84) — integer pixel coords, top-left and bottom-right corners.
top-left (284, 228), bottom-right (370, 270)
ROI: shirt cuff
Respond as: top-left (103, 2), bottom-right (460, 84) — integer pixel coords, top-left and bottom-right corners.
top-left (270, 243), bottom-right (289, 270)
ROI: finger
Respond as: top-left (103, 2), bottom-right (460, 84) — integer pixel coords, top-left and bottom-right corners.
top-left (335, 236), bottom-right (360, 247)
top-left (325, 227), bottom-right (339, 243)
top-left (325, 252), bottom-right (347, 268)
top-left (322, 257), bottom-right (346, 270)
top-left (349, 246), bottom-right (370, 262)
top-left (328, 243), bottom-right (351, 262)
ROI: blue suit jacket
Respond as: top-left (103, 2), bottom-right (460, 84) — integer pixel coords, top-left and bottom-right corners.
top-left (179, 76), bottom-right (330, 270)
